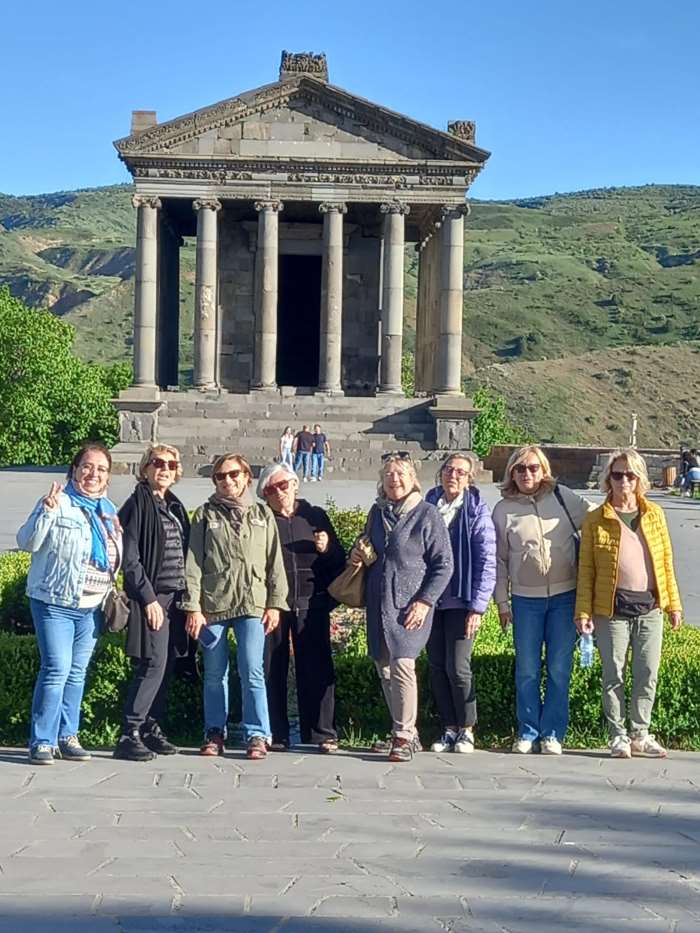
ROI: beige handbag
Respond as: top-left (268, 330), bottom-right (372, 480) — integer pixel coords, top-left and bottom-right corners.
top-left (328, 533), bottom-right (377, 609)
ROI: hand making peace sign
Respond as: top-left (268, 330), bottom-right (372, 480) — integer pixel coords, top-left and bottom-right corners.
top-left (42, 481), bottom-right (63, 511)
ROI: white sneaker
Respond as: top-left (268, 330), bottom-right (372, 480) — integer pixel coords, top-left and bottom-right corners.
top-left (610, 735), bottom-right (632, 758)
top-left (630, 733), bottom-right (667, 758)
top-left (540, 737), bottom-right (563, 756)
top-left (512, 737), bottom-right (537, 754)
top-left (454, 728), bottom-right (475, 754)
top-left (431, 730), bottom-right (457, 753)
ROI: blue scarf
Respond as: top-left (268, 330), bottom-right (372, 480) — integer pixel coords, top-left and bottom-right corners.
top-left (64, 480), bottom-right (116, 571)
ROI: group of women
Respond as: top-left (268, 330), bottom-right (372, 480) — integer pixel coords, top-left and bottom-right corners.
top-left (18, 439), bottom-right (682, 765)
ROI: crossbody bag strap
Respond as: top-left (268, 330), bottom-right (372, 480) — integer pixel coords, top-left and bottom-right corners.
top-left (553, 484), bottom-right (578, 536)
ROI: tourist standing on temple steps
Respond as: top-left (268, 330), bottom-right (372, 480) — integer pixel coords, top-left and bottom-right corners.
top-left (311, 424), bottom-right (330, 481)
top-left (293, 425), bottom-right (315, 482)
top-left (279, 426), bottom-right (295, 470)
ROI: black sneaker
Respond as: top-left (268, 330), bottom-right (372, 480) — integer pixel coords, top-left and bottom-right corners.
top-left (28, 743), bottom-right (55, 766)
top-left (142, 722), bottom-right (178, 756)
top-left (113, 729), bottom-right (157, 762)
top-left (56, 735), bottom-right (92, 761)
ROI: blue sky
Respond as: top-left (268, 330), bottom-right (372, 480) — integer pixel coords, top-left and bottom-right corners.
top-left (2, 0), bottom-right (699, 200)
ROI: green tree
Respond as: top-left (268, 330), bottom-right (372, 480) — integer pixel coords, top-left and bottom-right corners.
top-left (471, 386), bottom-right (530, 459)
top-left (0, 287), bottom-right (131, 466)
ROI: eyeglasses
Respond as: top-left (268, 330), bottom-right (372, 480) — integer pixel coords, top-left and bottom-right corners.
top-left (150, 458), bottom-right (178, 471)
top-left (381, 451), bottom-right (412, 463)
top-left (78, 464), bottom-right (109, 475)
top-left (265, 479), bottom-right (292, 495)
top-left (610, 470), bottom-right (637, 482)
top-left (514, 463), bottom-right (541, 475)
top-left (443, 466), bottom-right (469, 477)
top-left (214, 469), bottom-right (244, 483)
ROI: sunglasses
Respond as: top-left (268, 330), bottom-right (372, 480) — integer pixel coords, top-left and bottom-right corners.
top-left (443, 466), bottom-right (469, 477)
top-left (150, 458), bottom-right (178, 471)
top-left (214, 468), bottom-right (244, 483)
top-left (381, 451), bottom-right (412, 463)
top-left (265, 478), bottom-right (292, 495)
top-left (514, 463), bottom-right (541, 475)
top-left (610, 470), bottom-right (637, 482)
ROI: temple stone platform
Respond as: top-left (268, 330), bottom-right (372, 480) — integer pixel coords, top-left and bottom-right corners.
top-left (112, 390), bottom-right (491, 481)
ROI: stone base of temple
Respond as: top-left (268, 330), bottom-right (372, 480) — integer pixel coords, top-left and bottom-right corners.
top-left (110, 390), bottom-right (490, 481)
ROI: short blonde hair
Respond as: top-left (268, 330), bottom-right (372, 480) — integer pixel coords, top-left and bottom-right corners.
top-left (500, 444), bottom-right (556, 497)
top-left (600, 447), bottom-right (651, 497)
top-left (436, 452), bottom-right (476, 487)
top-left (210, 452), bottom-right (252, 485)
top-left (138, 444), bottom-right (183, 483)
top-left (377, 454), bottom-right (421, 496)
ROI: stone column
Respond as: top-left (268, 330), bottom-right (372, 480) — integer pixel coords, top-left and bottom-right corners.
top-left (253, 199), bottom-right (284, 389)
top-left (318, 201), bottom-right (346, 393)
top-left (378, 200), bottom-right (410, 394)
top-left (193, 198), bottom-right (221, 389)
top-left (132, 195), bottom-right (161, 387)
top-left (436, 205), bottom-right (467, 395)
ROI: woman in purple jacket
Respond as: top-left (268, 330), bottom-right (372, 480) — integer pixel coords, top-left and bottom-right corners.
top-left (425, 453), bottom-right (497, 754)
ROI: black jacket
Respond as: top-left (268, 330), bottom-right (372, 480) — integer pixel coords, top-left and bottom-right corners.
top-left (272, 499), bottom-right (345, 613)
top-left (119, 482), bottom-right (191, 660)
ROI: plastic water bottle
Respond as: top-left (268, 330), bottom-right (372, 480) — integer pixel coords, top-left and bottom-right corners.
top-left (579, 633), bottom-right (594, 668)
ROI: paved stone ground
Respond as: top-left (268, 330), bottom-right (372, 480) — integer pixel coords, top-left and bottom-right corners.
top-left (0, 746), bottom-right (699, 932)
top-left (3, 471), bottom-right (700, 626)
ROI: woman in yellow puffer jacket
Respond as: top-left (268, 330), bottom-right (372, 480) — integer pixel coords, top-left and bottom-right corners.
top-left (575, 448), bottom-right (682, 760)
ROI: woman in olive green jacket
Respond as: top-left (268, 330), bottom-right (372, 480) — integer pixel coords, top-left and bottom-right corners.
top-left (183, 453), bottom-right (288, 760)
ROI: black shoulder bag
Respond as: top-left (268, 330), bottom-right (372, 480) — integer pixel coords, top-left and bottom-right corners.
top-left (553, 484), bottom-right (581, 564)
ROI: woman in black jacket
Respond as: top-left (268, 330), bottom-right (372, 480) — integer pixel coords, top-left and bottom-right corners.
top-left (257, 463), bottom-right (345, 752)
top-left (113, 445), bottom-right (190, 761)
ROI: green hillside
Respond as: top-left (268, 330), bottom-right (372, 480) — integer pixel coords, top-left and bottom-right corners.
top-left (1, 183), bottom-right (699, 444)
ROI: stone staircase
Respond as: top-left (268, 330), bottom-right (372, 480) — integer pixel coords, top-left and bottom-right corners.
top-left (113, 390), bottom-right (491, 481)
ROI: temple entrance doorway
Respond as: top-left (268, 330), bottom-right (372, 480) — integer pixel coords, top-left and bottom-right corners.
top-left (276, 254), bottom-right (321, 387)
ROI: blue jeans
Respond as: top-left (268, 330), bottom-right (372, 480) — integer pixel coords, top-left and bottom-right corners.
top-left (311, 452), bottom-right (325, 479)
top-left (201, 615), bottom-right (270, 741)
top-left (294, 451), bottom-right (311, 479)
top-left (30, 598), bottom-right (100, 748)
top-left (511, 590), bottom-right (577, 742)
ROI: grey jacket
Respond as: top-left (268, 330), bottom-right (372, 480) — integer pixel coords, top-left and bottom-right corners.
top-left (365, 500), bottom-right (453, 660)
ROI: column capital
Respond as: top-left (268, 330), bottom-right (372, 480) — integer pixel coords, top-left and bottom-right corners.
top-left (132, 195), bottom-right (161, 210)
top-left (440, 203), bottom-right (470, 221)
top-left (380, 199), bottom-right (411, 216)
top-left (254, 199), bottom-right (284, 213)
top-left (319, 201), bottom-right (347, 214)
top-left (193, 198), bottom-right (222, 213)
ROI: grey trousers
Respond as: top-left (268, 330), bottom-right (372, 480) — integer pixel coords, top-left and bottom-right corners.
top-left (374, 636), bottom-right (418, 741)
top-left (594, 609), bottom-right (664, 739)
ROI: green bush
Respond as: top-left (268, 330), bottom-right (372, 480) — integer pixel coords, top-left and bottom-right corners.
top-left (0, 552), bottom-right (32, 633)
top-left (325, 499), bottom-right (367, 553)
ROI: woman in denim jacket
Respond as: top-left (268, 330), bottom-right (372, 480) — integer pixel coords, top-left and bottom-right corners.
top-left (17, 443), bottom-right (122, 765)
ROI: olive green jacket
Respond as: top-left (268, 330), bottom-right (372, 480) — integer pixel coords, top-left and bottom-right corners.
top-left (181, 501), bottom-right (289, 621)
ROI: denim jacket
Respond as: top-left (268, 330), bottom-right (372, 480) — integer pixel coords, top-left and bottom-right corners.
top-left (16, 493), bottom-right (121, 608)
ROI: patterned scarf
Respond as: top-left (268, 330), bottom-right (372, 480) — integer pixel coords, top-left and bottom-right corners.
top-left (209, 488), bottom-right (253, 535)
top-left (63, 480), bottom-right (116, 570)
top-left (375, 490), bottom-right (422, 540)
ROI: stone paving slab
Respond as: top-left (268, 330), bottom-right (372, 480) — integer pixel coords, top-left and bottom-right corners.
top-left (0, 746), bottom-right (699, 931)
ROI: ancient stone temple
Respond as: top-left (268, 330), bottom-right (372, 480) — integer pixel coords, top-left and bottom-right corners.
top-left (113, 51), bottom-right (490, 476)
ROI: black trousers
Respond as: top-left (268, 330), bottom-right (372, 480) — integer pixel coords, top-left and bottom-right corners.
top-left (264, 607), bottom-right (337, 744)
top-left (122, 593), bottom-right (177, 733)
top-left (426, 607), bottom-right (477, 729)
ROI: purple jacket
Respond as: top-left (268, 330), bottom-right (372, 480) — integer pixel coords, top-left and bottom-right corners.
top-left (425, 485), bottom-right (497, 615)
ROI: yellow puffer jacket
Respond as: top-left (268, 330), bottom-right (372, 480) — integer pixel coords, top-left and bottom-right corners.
top-left (575, 496), bottom-right (681, 620)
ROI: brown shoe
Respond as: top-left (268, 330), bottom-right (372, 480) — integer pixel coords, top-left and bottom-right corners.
top-left (200, 729), bottom-right (224, 757)
top-left (388, 737), bottom-right (413, 763)
top-left (246, 736), bottom-right (267, 760)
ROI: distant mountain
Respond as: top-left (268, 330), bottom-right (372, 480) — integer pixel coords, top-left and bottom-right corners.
top-left (1, 183), bottom-right (699, 445)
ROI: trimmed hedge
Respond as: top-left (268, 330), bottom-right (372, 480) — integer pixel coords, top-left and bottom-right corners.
top-left (1, 605), bottom-right (699, 750)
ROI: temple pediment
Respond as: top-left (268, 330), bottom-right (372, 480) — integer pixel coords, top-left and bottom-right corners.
top-left (114, 75), bottom-right (489, 167)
